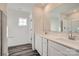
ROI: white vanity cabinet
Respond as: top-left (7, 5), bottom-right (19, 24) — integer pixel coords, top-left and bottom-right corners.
top-left (48, 40), bottom-right (79, 56)
top-left (35, 34), bottom-right (48, 56)
top-left (35, 34), bottom-right (79, 56)
top-left (35, 34), bottom-right (43, 55)
top-left (48, 41), bottom-right (63, 56)
top-left (42, 38), bottom-right (48, 56)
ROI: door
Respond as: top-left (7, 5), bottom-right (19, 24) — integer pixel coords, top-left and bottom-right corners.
top-left (7, 10), bottom-right (31, 47)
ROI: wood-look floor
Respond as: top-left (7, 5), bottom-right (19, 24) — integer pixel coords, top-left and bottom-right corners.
top-left (8, 44), bottom-right (40, 56)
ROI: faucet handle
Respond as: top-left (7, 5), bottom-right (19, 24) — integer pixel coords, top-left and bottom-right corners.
top-left (68, 34), bottom-right (75, 40)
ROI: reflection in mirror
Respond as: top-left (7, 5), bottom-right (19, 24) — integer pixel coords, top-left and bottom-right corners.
top-left (62, 9), bottom-right (79, 40)
top-left (49, 3), bottom-right (79, 33)
top-left (63, 10), bottom-right (79, 33)
top-left (70, 12), bottom-right (79, 32)
top-left (50, 15), bottom-right (61, 32)
top-left (72, 20), bottom-right (79, 32)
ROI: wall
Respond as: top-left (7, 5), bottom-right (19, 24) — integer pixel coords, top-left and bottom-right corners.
top-left (7, 8), bottom-right (31, 47)
top-left (32, 5), bottom-right (50, 50)
top-left (33, 6), bottom-right (50, 34)
top-left (0, 3), bottom-right (8, 56)
top-left (0, 3), bottom-right (7, 13)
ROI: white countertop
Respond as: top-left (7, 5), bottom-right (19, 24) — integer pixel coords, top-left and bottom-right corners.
top-left (39, 32), bottom-right (79, 50)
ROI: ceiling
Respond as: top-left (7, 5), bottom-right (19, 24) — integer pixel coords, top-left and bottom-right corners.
top-left (7, 3), bottom-right (61, 14)
top-left (7, 3), bottom-right (37, 14)
top-left (49, 3), bottom-right (79, 19)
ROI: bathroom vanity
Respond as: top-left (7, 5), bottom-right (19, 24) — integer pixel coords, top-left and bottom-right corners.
top-left (33, 3), bottom-right (79, 56)
top-left (35, 33), bottom-right (79, 56)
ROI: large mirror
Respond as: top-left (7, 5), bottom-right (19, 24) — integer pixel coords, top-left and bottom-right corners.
top-left (49, 3), bottom-right (79, 33)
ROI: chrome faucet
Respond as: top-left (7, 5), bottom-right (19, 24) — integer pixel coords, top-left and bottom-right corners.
top-left (68, 32), bottom-right (75, 40)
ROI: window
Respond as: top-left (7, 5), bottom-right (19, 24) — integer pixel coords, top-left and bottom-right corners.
top-left (18, 18), bottom-right (27, 26)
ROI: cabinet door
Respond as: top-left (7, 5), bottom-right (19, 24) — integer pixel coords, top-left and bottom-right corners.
top-left (43, 38), bottom-right (47, 56)
top-left (0, 11), bottom-right (2, 56)
top-left (48, 41), bottom-right (64, 56)
top-left (48, 46), bottom-right (63, 56)
top-left (48, 40), bottom-right (79, 56)
top-left (35, 34), bottom-right (42, 55)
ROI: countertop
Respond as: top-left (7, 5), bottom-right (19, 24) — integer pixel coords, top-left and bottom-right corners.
top-left (39, 32), bottom-right (79, 51)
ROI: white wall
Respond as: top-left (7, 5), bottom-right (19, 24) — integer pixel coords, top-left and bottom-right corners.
top-left (7, 8), bottom-right (31, 47)
top-left (0, 3), bottom-right (8, 56)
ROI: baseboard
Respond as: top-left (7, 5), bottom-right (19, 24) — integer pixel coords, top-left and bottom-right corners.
top-left (8, 43), bottom-right (32, 48)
